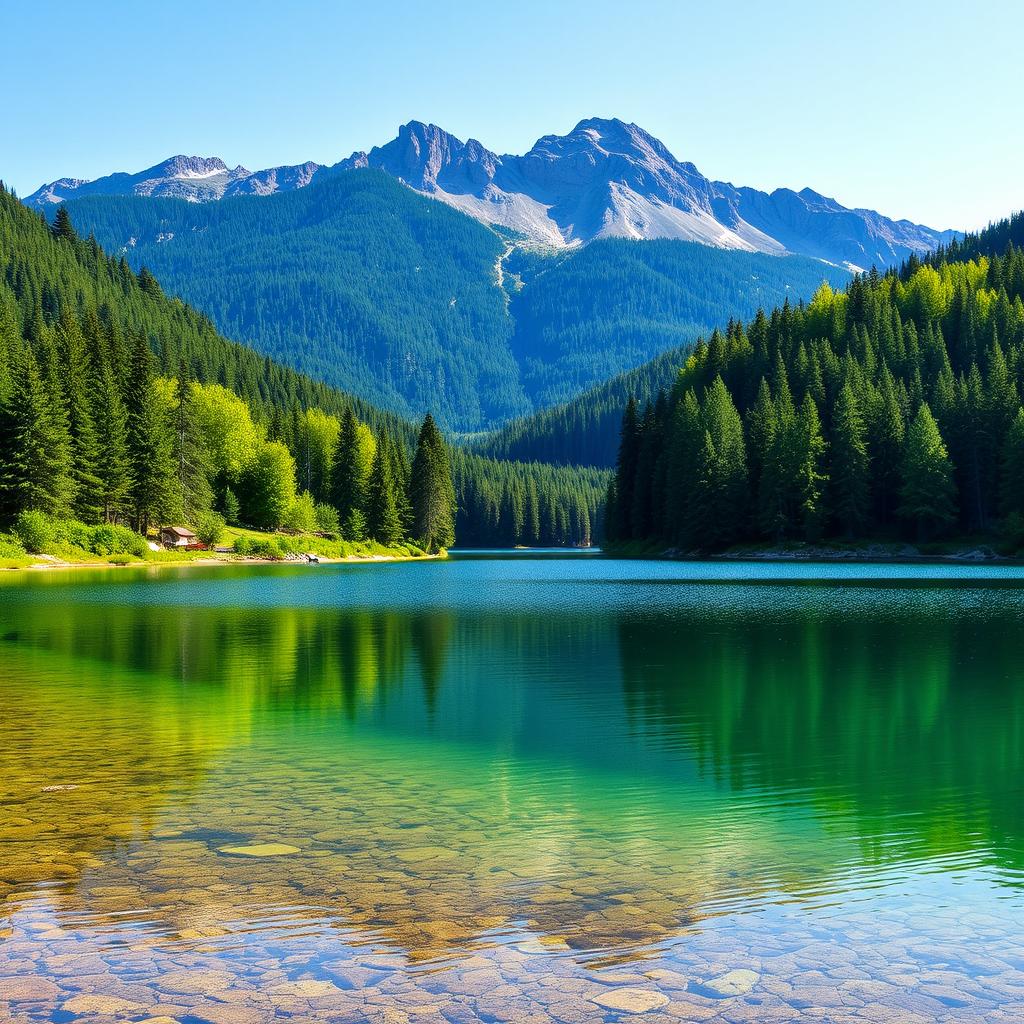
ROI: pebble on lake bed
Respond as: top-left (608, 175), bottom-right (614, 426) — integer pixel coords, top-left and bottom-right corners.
top-left (697, 968), bottom-right (760, 998)
top-left (216, 843), bottom-right (301, 857)
top-left (591, 987), bottom-right (670, 1013)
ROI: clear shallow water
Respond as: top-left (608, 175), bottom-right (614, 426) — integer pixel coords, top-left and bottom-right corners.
top-left (1, 553), bottom-right (1023, 1022)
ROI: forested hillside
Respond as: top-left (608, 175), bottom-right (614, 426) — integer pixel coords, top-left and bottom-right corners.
top-left (506, 238), bottom-right (849, 408)
top-left (60, 170), bottom-right (846, 431)
top-left (480, 217), bottom-right (1024, 472)
top-left (63, 171), bottom-right (523, 430)
top-left (472, 343), bottom-right (691, 468)
top-left (608, 211), bottom-right (1024, 551)
top-left (0, 185), bottom-right (601, 549)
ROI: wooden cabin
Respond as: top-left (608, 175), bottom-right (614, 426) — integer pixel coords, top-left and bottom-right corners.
top-left (160, 525), bottom-right (198, 549)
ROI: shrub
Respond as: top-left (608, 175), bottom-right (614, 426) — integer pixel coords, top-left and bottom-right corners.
top-left (195, 511), bottom-right (226, 548)
top-left (233, 535), bottom-right (284, 559)
top-left (315, 503), bottom-right (340, 536)
top-left (107, 553), bottom-right (135, 566)
top-left (13, 510), bottom-right (54, 553)
top-left (284, 491), bottom-right (318, 533)
top-left (0, 533), bottom-right (27, 558)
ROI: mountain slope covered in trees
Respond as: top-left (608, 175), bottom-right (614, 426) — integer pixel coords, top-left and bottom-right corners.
top-left (480, 215), bottom-right (1024, 473)
top-left (0, 185), bottom-right (604, 549)
top-left (58, 169), bottom-right (847, 432)
top-left (607, 211), bottom-right (1024, 551)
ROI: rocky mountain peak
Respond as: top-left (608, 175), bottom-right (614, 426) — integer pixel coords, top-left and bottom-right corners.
top-left (154, 155), bottom-right (234, 178)
top-left (25, 118), bottom-right (957, 267)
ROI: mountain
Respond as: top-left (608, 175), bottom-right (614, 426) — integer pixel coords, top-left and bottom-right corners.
top-left (26, 155), bottom-right (322, 205)
top-left (27, 118), bottom-right (956, 270)
top-left (57, 172), bottom-right (847, 431)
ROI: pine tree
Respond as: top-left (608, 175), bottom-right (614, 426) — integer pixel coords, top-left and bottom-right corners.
top-left (410, 413), bottom-right (455, 552)
top-left (0, 346), bottom-right (75, 521)
top-left (171, 361), bottom-right (213, 522)
top-left (34, 327), bottom-right (77, 516)
top-left (831, 384), bottom-right (870, 536)
top-left (51, 206), bottom-right (77, 244)
top-left (795, 394), bottom-right (828, 541)
top-left (700, 376), bottom-right (747, 545)
top-left (91, 358), bottom-right (132, 523)
top-left (223, 486), bottom-right (241, 526)
top-left (366, 438), bottom-right (404, 545)
top-left (388, 434), bottom-right (413, 536)
top-left (744, 378), bottom-right (776, 505)
top-left (899, 404), bottom-right (957, 540)
top-left (870, 367), bottom-right (905, 526)
top-left (759, 369), bottom-right (797, 539)
top-left (125, 330), bottom-right (175, 533)
top-left (665, 390), bottom-right (702, 546)
top-left (56, 309), bottom-right (104, 523)
top-left (329, 408), bottom-right (366, 539)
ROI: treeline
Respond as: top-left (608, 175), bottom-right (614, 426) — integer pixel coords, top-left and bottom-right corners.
top-left (0, 184), bottom-right (589, 549)
top-left (608, 237), bottom-right (1024, 550)
top-left (452, 451), bottom-right (606, 547)
top-left (472, 343), bottom-right (690, 469)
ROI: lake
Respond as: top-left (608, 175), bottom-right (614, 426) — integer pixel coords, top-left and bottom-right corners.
top-left (1, 553), bottom-right (1023, 1022)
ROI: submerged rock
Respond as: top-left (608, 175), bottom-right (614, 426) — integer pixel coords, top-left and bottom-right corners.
top-left (216, 843), bottom-right (300, 857)
top-left (696, 968), bottom-right (760, 998)
top-left (62, 993), bottom-right (148, 1015)
top-left (591, 988), bottom-right (669, 1013)
top-left (0, 976), bottom-right (61, 1002)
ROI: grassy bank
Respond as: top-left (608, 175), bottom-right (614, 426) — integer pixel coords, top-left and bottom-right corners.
top-left (0, 515), bottom-right (435, 571)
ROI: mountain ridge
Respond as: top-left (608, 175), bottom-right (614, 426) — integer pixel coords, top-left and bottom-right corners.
top-left (26, 117), bottom-right (957, 270)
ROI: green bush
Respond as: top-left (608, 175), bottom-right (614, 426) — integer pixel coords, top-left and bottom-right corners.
top-left (315, 503), bottom-right (340, 536)
top-left (233, 535), bottom-right (284, 559)
top-left (194, 511), bottom-right (226, 548)
top-left (12, 512), bottom-right (148, 558)
top-left (13, 510), bottom-right (54, 553)
top-left (0, 533), bottom-right (27, 558)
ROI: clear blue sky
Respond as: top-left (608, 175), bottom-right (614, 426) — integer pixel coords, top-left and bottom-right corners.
top-left (5, 0), bottom-right (1021, 230)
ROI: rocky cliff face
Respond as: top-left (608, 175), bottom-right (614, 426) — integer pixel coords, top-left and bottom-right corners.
top-left (26, 118), bottom-right (956, 267)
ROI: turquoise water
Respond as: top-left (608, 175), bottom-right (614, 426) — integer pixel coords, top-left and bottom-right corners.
top-left (0, 553), bottom-right (1022, 1021)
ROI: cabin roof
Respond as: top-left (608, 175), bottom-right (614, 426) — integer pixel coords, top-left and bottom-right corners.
top-left (161, 525), bottom-right (197, 538)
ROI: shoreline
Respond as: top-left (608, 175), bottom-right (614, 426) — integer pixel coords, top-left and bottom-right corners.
top-left (602, 541), bottom-right (1024, 565)
top-left (3, 551), bottom-right (443, 574)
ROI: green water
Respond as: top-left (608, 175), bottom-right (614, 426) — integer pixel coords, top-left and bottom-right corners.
top-left (1, 553), bottom-right (1023, 1022)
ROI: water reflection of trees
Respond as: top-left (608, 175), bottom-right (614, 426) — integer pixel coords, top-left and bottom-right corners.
top-left (3, 583), bottom-right (1023, 964)
top-left (617, 594), bottom-right (1024, 871)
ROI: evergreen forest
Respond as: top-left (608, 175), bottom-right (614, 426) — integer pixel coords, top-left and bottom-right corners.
top-left (607, 212), bottom-right (1024, 551)
top-left (0, 185), bottom-right (603, 553)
